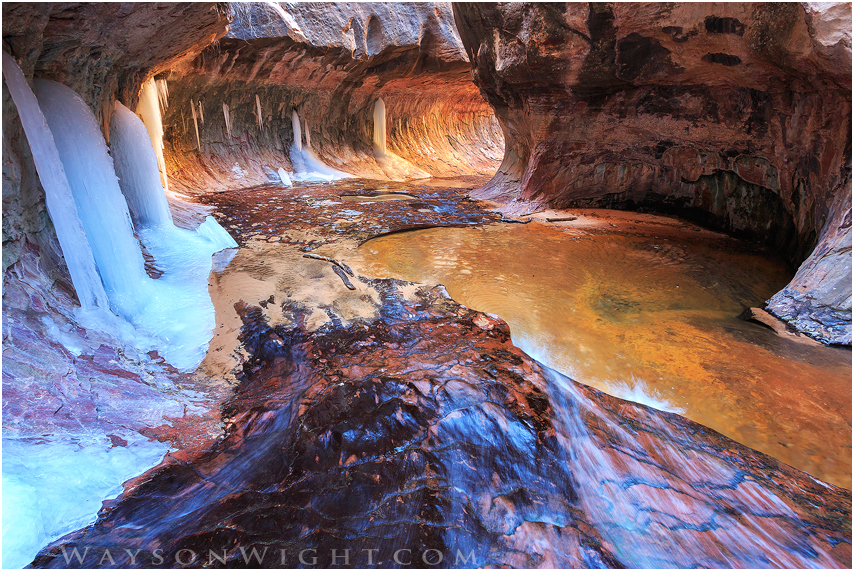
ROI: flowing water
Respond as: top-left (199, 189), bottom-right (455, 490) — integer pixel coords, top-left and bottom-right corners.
top-left (352, 211), bottom-right (852, 488)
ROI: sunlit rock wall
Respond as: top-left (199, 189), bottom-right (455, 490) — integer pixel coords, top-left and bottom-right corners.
top-left (453, 2), bottom-right (852, 344)
top-left (160, 2), bottom-right (503, 192)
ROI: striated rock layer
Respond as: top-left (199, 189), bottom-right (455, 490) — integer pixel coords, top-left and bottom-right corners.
top-left (453, 2), bottom-right (852, 343)
top-left (160, 2), bottom-right (503, 193)
top-left (31, 283), bottom-right (851, 568)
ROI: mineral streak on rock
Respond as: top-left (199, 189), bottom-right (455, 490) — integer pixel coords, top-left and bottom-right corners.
top-left (452, 2), bottom-right (852, 343)
top-left (29, 283), bottom-right (851, 568)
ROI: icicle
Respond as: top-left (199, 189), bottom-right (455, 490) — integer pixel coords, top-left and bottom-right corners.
top-left (256, 94), bottom-right (263, 131)
top-left (108, 97), bottom-right (238, 371)
top-left (1, 52), bottom-right (109, 311)
top-left (197, 100), bottom-right (204, 123)
top-left (289, 108), bottom-right (350, 182)
top-left (223, 102), bottom-right (231, 138)
top-left (35, 78), bottom-right (149, 316)
top-left (136, 79), bottom-right (169, 193)
top-left (155, 78), bottom-right (169, 114)
top-left (373, 97), bottom-right (386, 155)
top-left (191, 101), bottom-right (201, 151)
top-left (369, 96), bottom-right (430, 180)
top-left (292, 109), bottom-right (302, 151)
top-left (110, 102), bottom-right (174, 227)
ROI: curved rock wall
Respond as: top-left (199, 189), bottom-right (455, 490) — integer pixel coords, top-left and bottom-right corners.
top-left (160, 2), bottom-right (503, 192)
top-left (453, 2), bottom-right (852, 343)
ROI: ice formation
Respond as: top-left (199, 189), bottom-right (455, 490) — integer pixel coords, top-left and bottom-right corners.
top-left (191, 99), bottom-right (201, 150)
top-left (137, 78), bottom-right (169, 192)
top-left (2, 87), bottom-right (240, 556)
top-left (35, 79), bottom-right (151, 314)
top-left (255, 93), bottom-right (263, 130)
top-left (277, 167), bottom-right (293, 187)
top-left (197, 99), bottom-right (204, 123)
top-left (33, 79), bottom-right (237, 371)
top-left (369, 97), bottom-right (430, 180)
top-left (155, 77), bottom-right (169, 113)
top-left (223, 102), bottom-right (231, 138)
top-left (2, 434), bottom-right (170, 569)
top-left (292, 108), bottom-right (302, 151)
top-left (289, 109), bottom-right (350, 181)
top-left (110, 102), bottom-right (174, 227)
top-left (1, 52), bottom-right (108, 311)
top-left (373, 97), bottom-right (386, 154)
top-left (109, 100), bottom-right (238, 370)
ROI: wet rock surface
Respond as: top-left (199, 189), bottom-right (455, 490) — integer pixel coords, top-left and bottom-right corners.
top-left (196, 177), bottom-right (498, 247)
top-left (351, 210), bottom-right (852, 488)
top-left (30, 280), bottom-right (852, 568)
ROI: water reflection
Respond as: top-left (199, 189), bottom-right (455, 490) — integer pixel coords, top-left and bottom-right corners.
top-left (340, 193), bottom-right (417, 202)
top-left (353, 216), bottom-right (852, 488)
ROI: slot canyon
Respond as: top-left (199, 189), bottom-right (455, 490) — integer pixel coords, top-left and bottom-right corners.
top-left (1, 2), bottom-right (851, 569)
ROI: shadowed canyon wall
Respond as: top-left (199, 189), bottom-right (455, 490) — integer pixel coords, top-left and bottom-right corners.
top-left (453, 2), bottom-right (852, 344)
top-left (160, 2), bottom-right (503, 192)
top-left (3, 2), bottom-right (229, 274)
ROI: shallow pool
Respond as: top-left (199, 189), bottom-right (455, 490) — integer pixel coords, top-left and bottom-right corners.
top-left (353, 211), bottom-right (852, 487)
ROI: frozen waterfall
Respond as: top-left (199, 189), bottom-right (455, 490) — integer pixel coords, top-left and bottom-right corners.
top-left (34, 79), bottom-right (151, 315)
top-left (110, 102), bottom-right (174, 227)
top-left (3, 73), bottom-right (238, 571)
top-left (110, 100), bottom-right (238, 371)
top-left (1, 52), bottom-right (109, 311)
top-left (289, 109), bottom-right (350, 182)
top-left (34, 79), bottom-right (237, 372)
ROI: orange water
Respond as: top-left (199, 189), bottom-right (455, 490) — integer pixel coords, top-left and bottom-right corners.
top-left (352, 216), bottom-right (852, 488)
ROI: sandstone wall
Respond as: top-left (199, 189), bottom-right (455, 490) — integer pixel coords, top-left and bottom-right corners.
top-left (453, 2), bottom-right (852, 343)
top-left (160, 2), bottom-right (503, 192)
